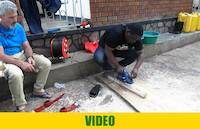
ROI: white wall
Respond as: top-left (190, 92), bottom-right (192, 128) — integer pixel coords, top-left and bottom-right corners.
top-left (57, 0), bottom-right (91, 19)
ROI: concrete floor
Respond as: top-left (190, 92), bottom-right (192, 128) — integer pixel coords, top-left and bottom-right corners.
top-left (128, 41), bottom-right (200, 112)
top-left (0, 41), bottom-right (200, 112)
top-left (0, 76), bottom-right (134, 112)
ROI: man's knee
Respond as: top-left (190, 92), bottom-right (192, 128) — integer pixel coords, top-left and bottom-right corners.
top-left (34, 54), bottom-right (51, 69)
top-left (6, 65), bottom-right (24, 80)
top-left (11, 72), bottom-right (24, 81)
top-left (43, 58), bottom-right (51, 69)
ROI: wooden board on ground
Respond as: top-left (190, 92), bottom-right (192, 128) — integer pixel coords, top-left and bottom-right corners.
top-left (95, 75), bottom-right (140, 112)
top-left (105, 74), bottom-right (147, 99)
top-left (95, 73), bottom-right (170, 112)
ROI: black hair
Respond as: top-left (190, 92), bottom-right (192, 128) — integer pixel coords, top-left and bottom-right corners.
top-left (126, 23), bottom-right (143, 37)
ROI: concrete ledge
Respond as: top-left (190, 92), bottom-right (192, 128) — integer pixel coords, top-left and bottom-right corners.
top-left (1, 31), bottom-right (200, 101)
top-left (46, 51), bottom-right (101, 87)
top-left (144, 31), bottom-right (200, 58)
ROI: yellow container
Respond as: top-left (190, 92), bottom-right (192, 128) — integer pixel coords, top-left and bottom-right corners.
top-left (183, 14), bottom-right (192, 32)
top-left (178, 12), bottom-right (187, 22)
top-left (178, 12), bottom-right (190, 32)
top-left (190, 13), bottom-right (198, 32)
top-left (196, 13), bottom-right (200, 30)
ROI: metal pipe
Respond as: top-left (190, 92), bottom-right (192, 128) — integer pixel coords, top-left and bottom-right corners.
top-left (72, 0), bottom-right (77, 26)
top-left (80, 0), bottom-right (83, 21)
top-left (65, 0), bottom-right (69, 25)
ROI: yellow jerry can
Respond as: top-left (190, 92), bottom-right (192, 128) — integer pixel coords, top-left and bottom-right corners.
top-left (190, 13), bottom-right (198, 32)
top-left (178, 12), bottom-right (187, 22)
top-left (196, 13), bottom-right (200, 30)
top-left (182, 14), bottom-right (192, 32)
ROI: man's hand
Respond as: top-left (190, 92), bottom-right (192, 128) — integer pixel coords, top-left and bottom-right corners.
top-left (131, 68), bottom-right (138, 79)
top-left (27, 56), bottom-right (35, 66)
top-left (116, 65), bottom-right (124, 73)
top-left (20, 61), bottom-right (35, 72)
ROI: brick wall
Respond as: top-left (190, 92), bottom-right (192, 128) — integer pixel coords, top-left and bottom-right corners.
top-left (90, 0), bottom-right (192, 26)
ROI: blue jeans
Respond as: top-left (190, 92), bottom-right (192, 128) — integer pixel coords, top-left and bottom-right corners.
top-left (94, 46), bottom-right (138, 70)
top-left (20, 0), bottom-right (43, 34)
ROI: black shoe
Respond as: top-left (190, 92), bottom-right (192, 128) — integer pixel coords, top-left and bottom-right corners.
top-left (89, 84), bottom-right (102, 98)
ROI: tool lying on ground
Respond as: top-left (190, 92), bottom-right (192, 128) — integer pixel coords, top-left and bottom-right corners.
top-left (89, 84), bottom-right (102, 98)
top-left (34, 93), bottom-right (65, 112)
top-left (60, 102), bottom-right (79, 112)
top-left (117, 69), bottom-right (133, 84)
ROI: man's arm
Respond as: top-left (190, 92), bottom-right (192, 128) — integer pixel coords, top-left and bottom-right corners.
top-left (22, 41), bottom-right (35, 66)
top-left (104, 44), bottom-right (123, 72)
top-left (131, 49), bottom-right (144, 78)
top-left (0, 46), bottom-right (35, 72)
top-left (0, 47), bottom-right (23, 67)
top-left (22, 41), bottom-right (33, 58)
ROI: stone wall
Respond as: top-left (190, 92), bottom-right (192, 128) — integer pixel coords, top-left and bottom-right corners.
top-left (30, 17), bottom-right (177, 56)
top-left (142, 19), bottom-right (176, 33)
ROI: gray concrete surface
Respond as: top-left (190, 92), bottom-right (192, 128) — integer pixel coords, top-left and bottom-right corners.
top-left (0, 76), bottom-right (134, 112)
top-left (125, 41), bottom-right (200, 112)
top-left (0, 41), bottom-right (200, 112)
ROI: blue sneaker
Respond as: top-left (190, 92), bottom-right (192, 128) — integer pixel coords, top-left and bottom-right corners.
top-left (117, 69), bottom-right (133, 84)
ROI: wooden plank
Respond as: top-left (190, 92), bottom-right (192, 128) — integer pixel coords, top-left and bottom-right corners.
top-left (96, 74), bottom-right (170, 112)
top-left (96, 73), bottom-right (171, 112)
top-left (95, 75), bottom-right (140, 112)
top-left (105, 74), bottom-right (147, 99)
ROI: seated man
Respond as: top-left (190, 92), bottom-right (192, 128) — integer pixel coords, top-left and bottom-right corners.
top-left (0, 1), bottom-right (51, 111)
top-left (94, 24), bottom-right (144, 84)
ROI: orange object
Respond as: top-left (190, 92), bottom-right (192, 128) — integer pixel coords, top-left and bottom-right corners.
top-left (60, 102), bottom-right (79, 112)
top-left (34, 93), bottom-right (65, 112)
top-left (82, 34), bottom-right (99, 53)
top-left (84, 40), bottom-right (99, 53)
top-left (81, 21), bottom-right (89, 28)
